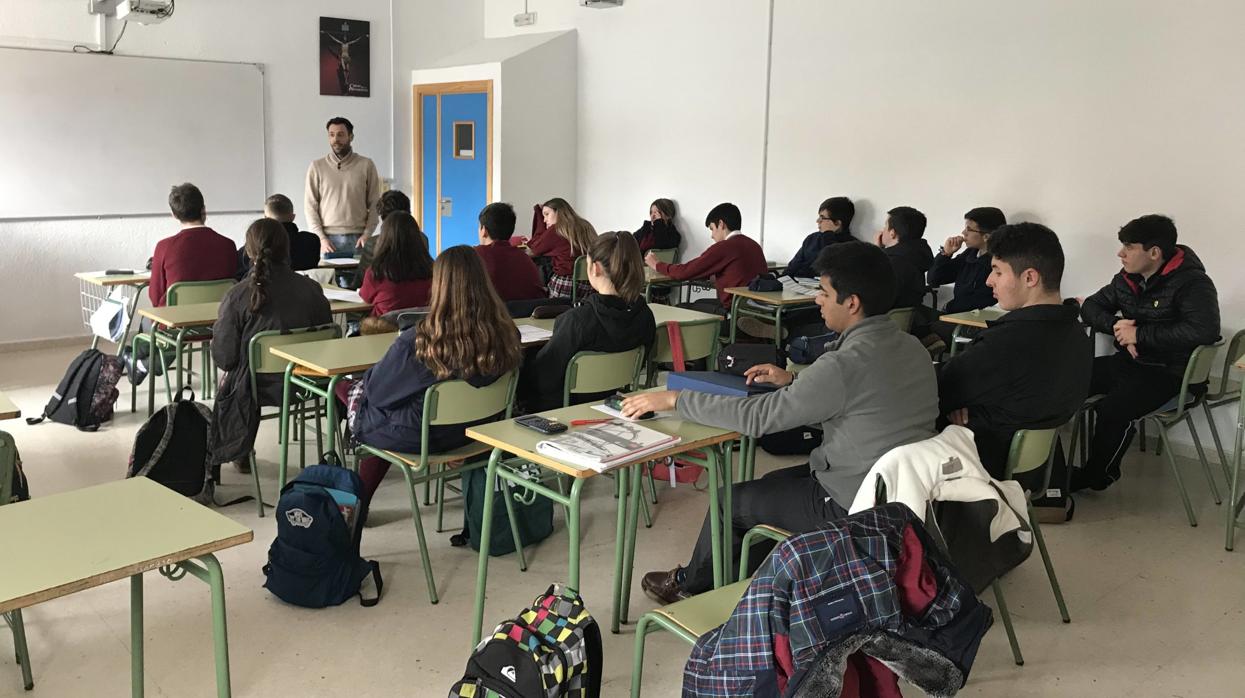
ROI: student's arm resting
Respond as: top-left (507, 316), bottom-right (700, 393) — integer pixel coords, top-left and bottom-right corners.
top-left (935, 335), bottom-right (1004, 414)
top-left (1079, 281), bottom-right (1122, 335)
top-left (655, 245), bottom-right (723, 282)
top-left (526, 230), bottom-right (559, 257)
top-left (1137, 277), bottom-right (1221, 352)
top-left (676, 358), bottom-right (847, 437)
top-left (927, 252), bottom-right (962, 287)
top-left (358, 269), bottom-right (378, 304)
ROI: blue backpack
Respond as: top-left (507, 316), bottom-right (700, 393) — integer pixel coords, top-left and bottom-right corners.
top-left (263, 462), bottom-right (382, 608)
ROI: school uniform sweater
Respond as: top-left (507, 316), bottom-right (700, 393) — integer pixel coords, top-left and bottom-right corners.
top-left (303, 150), bottom-right (383, 237)
top-left (786, 229), bottom-right (855, 279)
top-left (475, 243), bottom-right (547, 301)
top-left (527, 226), bottom-right (578, 277)
top-left (676, 315), bottom-right (938, 505)
top-left (359, 268), bottom-right (432, 317)
top-left (149, 226), bottom-right (238, 307)
top-left (655, 233), bottom-right (768, 305)
top-left (520, 293), bottom-right (657, 412)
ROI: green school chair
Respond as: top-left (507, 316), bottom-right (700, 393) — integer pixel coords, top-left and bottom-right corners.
top-left (571, 255), bottom-right (590, 306)
top-left (645, 318), bottom-right (721, 388)
top-left (247, 325), bottom-right (341, 517)
top-left (1199, 330), bottom-right (1245, 482)
top-left (355, 370), bottom-right (520, 605)
top-left (886, 306), bottom-right (915, 333)
top-left (649, 248), bottom-right (679, 264)
top-left (131, 278), bottom-right (235, 414)
top-left (630, 525), bottom-right (790, 698)
top-left (1, 431), bottom-right (33, 691)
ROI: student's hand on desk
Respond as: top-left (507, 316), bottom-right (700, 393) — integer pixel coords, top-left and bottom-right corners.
top-left (643, 251), bottom-right (660, 270)
top-left (942, 235), bottom-right (964, 256)
top-left (621, 391), bottom-right (678, 419)
top-left (744, 363), bottom-right (793, 387)
top-left (318, 236), bottom-right (335, 254)
top-left (947, 408), bottom-right (969, 426)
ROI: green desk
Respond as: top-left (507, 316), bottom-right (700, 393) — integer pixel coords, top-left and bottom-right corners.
top-left (0, 478), bottom-right (252, 696)
top-left (0, 391), bottom-right (19, 421)
top-left (725, 286), bottom-right (819, 345)
top-left (939, 307), bottom-right (1006, 356)
top-left (75, 270), bottom-right (151, 351)
top-left (466, 401), bottom-right (745, 645)
top-left (646, 262), bottom-right (785, 304)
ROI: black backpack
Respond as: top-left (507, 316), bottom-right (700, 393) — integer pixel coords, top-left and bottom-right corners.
top-left (126, 387), bottom-right (216, 503)
top-left (450, 584), bottom-right (602, 698)
top-left (263, 460), bottom-right (382, 608)
top-left (715, 343), bottom-right (786, 376)
top-left (1, 430), bottom-right (30, 505)
top-left (26, 349), bottom-right (122, 431)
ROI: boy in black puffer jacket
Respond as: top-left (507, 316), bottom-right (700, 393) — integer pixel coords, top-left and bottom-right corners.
top-left (1075, 214), bottom-right (1220, 491)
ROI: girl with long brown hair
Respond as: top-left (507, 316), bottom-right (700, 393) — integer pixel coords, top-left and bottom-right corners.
top-left (518, 231), bottom-right (656, 411)
top-left (347, 245), bottom-right (522, 504)
top-left (359, 211), bottom-right (435, 316)
top-left (528, 197), bottom-right (598, 299)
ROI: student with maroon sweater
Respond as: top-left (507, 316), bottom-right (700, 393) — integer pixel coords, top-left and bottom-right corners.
top-left (358, 211), bottom-right (434, 316)
top-left (644, 202), bottom-right (767, 316)
top-left (474, 202), bottom-right (546, 301)
top-left (528, 197), bottom-right (597, 299)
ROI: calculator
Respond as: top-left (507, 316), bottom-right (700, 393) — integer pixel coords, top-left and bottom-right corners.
top-left (515, 414), bottom-right (568, 435)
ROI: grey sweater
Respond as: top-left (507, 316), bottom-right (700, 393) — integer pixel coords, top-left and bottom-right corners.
top-left (676, 315), bottom-right (938, 504)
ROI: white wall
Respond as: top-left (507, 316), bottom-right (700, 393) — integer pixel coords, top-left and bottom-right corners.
top-left (0, 0), bottom-right (394, 346)
top-left (483, 0), bottom-right (771, 258)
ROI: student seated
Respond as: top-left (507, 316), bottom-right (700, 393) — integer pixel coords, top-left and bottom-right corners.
top-left (633, 198), bottom-right (682, 254)
top-left (936, 222), bottom-right (1092, 479)
top-left (929, 207), bottom-right (1006, 313)
top-left (644, 202), bottom-right (767, 317)
top-left (209, 219), bottom-right (332, 472)
top-left (475, 202), bottom-right (546, 302)
top-left (518, 232), bottom-right (656, 412)
top-left (875, 205), bottom-right (934, 310)
top-left (359, 212), bottom-right (434, 317)
top-left (786, 196), bottom-right (856, 279)
top-left (527, 197), bottom-right (597, 299)
top-left (345, 246), bottom-right (522, 504)
top-left (1073, 214), bottom-right (1220, 492)
top-left (237, 194), bottom-right (320, 279)
top-left (351, 189), bottom-right (411, 289)
top-left (622, 241), bottom-right (938, 601)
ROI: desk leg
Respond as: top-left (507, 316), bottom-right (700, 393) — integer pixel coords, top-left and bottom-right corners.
top-left (146, 325), bottom-right (158, 416)
top-left (773, 307), bottom-right (784, 347)
top-left (619, 460), bottom-right (644, 626)
top-left (566, 478), bottom-right (585, 591)
top-left (131, 573), bottom-right (144, 698)
top-left (8, 610), bottom-right (32, 690)
top-left (949, 325), bottom-right (963, 358)
top-left (611, 467), bottom-right (630, 633)
top-left (707, 447), bottom-right (723, 588)
top-left (200, 555), bottom-right (233, 698)
top-left (325, 375), bottom-right (341, 460)
top-left (278, 364), bottom-right (295, 490)
top-left (1228, 383), bottom-right (1245, 551)
top-left (728, 295), bottom-right (742, 344)
top-left (720, 445), bottom-right (734, 583)
top-left (473, 449), bottom-right (503, 647)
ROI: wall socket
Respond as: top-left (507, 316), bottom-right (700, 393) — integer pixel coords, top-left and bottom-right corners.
top-left (513, 12), bottom-right (537, 27)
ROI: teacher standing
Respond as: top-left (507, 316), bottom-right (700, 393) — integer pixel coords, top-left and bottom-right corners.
top-left (304, 116), bottom-right (382, 255)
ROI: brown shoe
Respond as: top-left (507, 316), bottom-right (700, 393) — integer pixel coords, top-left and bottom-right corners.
top-left (641, 568), bottom-right (690, 605)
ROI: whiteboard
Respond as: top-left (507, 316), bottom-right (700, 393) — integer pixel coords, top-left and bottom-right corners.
top-left (0, 47), bottom-right (265, 219)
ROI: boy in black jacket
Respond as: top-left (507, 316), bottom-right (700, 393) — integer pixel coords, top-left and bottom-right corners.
top-left (1074, 214), bottom-right (1220, 491)
top-left (786, 197), bottom-right (856, 279)
top-left (236, 194), bottom-right (320, 279)
top-left (937, 223), bottom-right (1092, 479)
top-left (929, 207), bottom-right (1005, 314)
top-left (875, 206), bottom-right (934, 310)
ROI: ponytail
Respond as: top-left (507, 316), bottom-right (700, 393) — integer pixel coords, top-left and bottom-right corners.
top-left (243, 218), bottom-right (290, 313)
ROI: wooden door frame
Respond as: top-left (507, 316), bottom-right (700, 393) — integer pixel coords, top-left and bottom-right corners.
top-left (412, 80), bottom-right (494, 251)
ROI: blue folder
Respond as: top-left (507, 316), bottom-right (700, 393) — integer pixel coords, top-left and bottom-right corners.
top-left (666, 371), bottom-right (780, 398)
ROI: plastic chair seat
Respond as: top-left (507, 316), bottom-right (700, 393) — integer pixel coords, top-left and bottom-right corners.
top-left (367, 441), bottom-right (494, 470)
top-left (649, 579), bottom-right (750, 637)
top-left (1148, 394), bottom-right (1203, 422)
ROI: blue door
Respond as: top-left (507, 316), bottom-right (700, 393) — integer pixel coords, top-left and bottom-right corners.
top-left (420, 90), bottom-right (489, 254)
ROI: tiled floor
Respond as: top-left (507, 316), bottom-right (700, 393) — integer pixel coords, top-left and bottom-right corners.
top-left (1, 344), bottom-right (1243, 697)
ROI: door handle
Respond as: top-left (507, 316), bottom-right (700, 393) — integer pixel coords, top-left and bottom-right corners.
top-left (439, 197), bottom-right (452, 217)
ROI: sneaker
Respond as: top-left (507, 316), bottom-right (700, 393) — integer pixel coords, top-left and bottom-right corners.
top-left (122, 347), bottom-right (148, 386)
top-left (737, 317), bottom-right (787, 341)
top-left (641, 568), bottom-right (690, 605)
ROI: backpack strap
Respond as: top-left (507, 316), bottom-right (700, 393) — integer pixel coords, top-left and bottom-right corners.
top-left (358, 560), bottom-right (383, 607)
top-left (584, 612), bottom-right (604, 698)
top-left (666, 321), bottom-right (686, 372)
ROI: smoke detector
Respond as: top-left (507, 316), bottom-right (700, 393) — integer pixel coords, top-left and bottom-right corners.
top-left (579, 0), bottom-right (624, 7)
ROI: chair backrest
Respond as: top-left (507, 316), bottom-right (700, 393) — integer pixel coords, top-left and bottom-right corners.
top-left (571, 256), bottom-right (589, 305)
top-left (650, 248), bottom-right (679, 264)
top-left (167, 279), bottom-right (235, 306)
top-left (1172, 342), bottom-right (1223, 416)
top-left (650, 319), bottom-right (721, 365)
top-left (247, 326), bottom-right (342, 384)
top-left (1211, 329), bottom-right (1245, 398)
top-left (425, 370), bottom-right (518, 427)
top-left (564, 347), bottom-right (644, 404)
top-left (1004, 428), bottom-right (1059, 479)
top-left (392, 307), bottom-right (430, 331)
top-left (886, 307), bottom-right (914, 333)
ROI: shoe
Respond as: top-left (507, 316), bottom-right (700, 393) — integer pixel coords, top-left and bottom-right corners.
top-left (1070, 469), bottom-right (1113, 493)
top-left (641, 568), bottom-right (690, 605)
top-left (450, 529), bottom-right (470, 548)
top-left (737, 317), bottom-right (787, 341)
top-left (123, 347), bottom-right (148, 386)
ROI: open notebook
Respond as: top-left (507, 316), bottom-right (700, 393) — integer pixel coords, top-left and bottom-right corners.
top-left (536, 420), bottom-right (681, 472)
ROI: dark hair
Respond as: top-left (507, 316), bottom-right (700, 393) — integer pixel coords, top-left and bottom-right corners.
top-left (588, 232), bottom-right (646, 303)
top-left (370, 212), bottom-right (433, 283)
top-left (244, 218), bottom-right (291, 313)
top-left (704, 203), bottom-right (742, 231)
top-left (651, 198), bottom-right (677, 219)
top-left (987, 222), bottom-right (1065, 292)
top-left (819, 197), bottom-right (855, 231)
top-left (377, 190), bottom-right (411, 220)
top-left (964, 206), bottom-right (1007, 233)
top-left (812, 241), bottom-right (896, 317)
top-left (168, 183), bottom-right (205, 223)
top-left (1118, 214), bottom-right (1177, 258)
top-left (264, 193), bottom-right (295, 219)
top-left (886, 206), bottom-right (927, 242)
top-left (479, 202), bottom-right (518, 241)
top-left (326, 116), bottom-right (354, 134)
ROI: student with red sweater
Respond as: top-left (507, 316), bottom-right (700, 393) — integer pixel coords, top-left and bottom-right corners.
top-left (528, 197), bottom-right (597, 299)
top-left (358, 211), bottom-right (434, 316)
top-left (474, 202), bottom-right (546, 301)
top-left (148, 183), bottom-right (237, 307)
top-left (644, 202), bottom-right (767, 315)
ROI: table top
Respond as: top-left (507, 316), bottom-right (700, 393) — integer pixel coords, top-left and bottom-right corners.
top-left (465, 400), bottom-right (740, 479)
top-left (940, 307), bottom-right (1007, 329)
top-left (75, 270), bottom-right (151, 287)
top-left (646, 262), bottom-right (784, 286)
top-left (139, 296), bottom-right (371, 329)
top-left (0, 390), bottom-right (19, 420)
top-left (0, 478), bottom-right (253, 613)
top-left (724, 286), bottom-right (820, 306)
top-left (318, 257), bottom-right (360, 269)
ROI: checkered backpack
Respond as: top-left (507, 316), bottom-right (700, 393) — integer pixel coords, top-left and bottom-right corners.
top-left (449, 584), bottom-right (602, 698)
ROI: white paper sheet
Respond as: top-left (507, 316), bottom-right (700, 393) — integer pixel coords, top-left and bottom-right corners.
top-left (322, 287), bottom-right (364, 303)
top-left (517, 324), bottom-right (554, 343)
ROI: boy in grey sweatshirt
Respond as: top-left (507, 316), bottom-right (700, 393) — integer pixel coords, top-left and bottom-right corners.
top-left (623, 242), bottom-right (938, 599)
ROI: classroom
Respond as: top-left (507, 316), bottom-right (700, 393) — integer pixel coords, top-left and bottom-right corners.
top-left (1, 1), bottom-right (1243, 696)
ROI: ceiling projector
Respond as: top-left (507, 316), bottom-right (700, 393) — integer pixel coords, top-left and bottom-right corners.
top-left (87, 0), bottom-right (174, 25)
